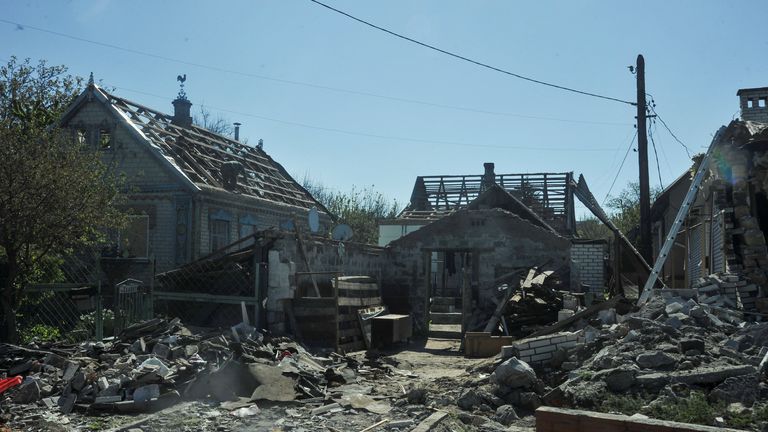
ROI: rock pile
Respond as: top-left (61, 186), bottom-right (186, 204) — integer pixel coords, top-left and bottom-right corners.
top-left (536, 292), bottom-right (768, 414)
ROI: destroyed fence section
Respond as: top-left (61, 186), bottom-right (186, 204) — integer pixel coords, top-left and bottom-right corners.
top-left (288, 274), bottom-right (405, 353)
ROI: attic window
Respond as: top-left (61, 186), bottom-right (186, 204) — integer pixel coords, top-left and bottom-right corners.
top-left (760, 98), bottom-right (767, 108)
top-left (747, 99), bottom-right (755, 109)
top-left (75, 128), bottom-right (87, 146)
top-left (99, 129), bottom-right (112, 150)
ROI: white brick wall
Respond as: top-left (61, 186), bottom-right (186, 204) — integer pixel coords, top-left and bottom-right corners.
top-left (571, 243), bottom-right (606, 292)
top-left (504, 331), bottom-right (582, 364)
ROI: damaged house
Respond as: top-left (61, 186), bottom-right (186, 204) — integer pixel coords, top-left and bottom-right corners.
top-left (650, 87), bottom-right (768, 310)
top-left (58, 79), bottom-right (332, 281)
top-left (380, 164), bottom-right (605, 338)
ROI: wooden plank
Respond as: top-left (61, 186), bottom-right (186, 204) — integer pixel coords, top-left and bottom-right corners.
top-left (338, 297), bottom-right (382, 307)
top-left (294, 226), bottom-right (320, 297)
top-left (527, 296), bottom-right (621, 338)
top-left (292, 306), bottom-right (337, 317)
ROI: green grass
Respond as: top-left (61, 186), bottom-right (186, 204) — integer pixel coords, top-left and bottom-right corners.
top-left (599, 393), bottom-right (649, 416)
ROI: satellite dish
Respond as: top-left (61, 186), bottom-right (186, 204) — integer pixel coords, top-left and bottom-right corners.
top-left (308, 207), bottom-right (320, 233)
top-left (331, 224), bottom-right (354, 241)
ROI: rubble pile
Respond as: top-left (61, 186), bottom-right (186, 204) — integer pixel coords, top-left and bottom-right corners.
top-left (532, 291), bottom-right (768, 424)
top-left (0, 317), bottom-right (370, 426)
top-left (693, 272), bottom-right (759, 311)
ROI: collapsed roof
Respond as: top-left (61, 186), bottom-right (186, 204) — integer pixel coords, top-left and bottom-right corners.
top-left (399, 164), bottom-right (576, 235)
top-left (62, 85), bottom-right (330, 213)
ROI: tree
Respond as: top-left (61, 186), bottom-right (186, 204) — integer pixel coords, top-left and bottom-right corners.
top-left (577, 216), bottom-right (612, 241)
top-left (0, 57), bottom-right (124, 342)
top-left (302, 177), bottom-right (400, 244)
top-left (604, 181), bottom-right (661, 246)
top-left (194, 105), bottom-right (249, 143)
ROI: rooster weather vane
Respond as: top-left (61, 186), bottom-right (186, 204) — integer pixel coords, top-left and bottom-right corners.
top-left (176, 74), bottom-right (187, 99)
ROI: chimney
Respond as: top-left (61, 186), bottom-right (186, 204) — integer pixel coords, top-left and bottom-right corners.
top-left (172, 74), bottom-right (192, 128)
top-left (234, 122), bottom-right (241, 141)
top-left (172, 97), bottom-right (192, 128)
top-left (737, 87), bottom-right (768, 124)
top-left (481, 162), bottom-right (496, 191)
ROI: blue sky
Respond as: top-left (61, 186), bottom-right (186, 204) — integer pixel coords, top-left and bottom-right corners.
top-left (3, 1), bottom-right (767, 217)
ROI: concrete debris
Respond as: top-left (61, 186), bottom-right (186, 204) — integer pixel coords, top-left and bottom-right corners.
top-left (0, 316), bottom-right (391, 424)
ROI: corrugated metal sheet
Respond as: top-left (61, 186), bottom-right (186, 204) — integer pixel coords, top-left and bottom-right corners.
top-left (688, 225), bottom-right (704, 286)
top-left (711, 211), bottom-right (725, 274)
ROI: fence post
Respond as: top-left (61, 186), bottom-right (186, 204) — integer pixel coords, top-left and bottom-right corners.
top-left (95, 281), bottom-right (103, 341)
top-left (253, 254), bottom-right (261, 329)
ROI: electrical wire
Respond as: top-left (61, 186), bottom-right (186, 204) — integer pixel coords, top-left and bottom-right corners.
top-left (603, 130), bottom-right (637, 204)
top-left (648, 118), bottom-right (664, 188)
top-left (110, 84), bottom-right (619, 152)
top-left (644, 99), bottom-right (692, 158)
top-left (0, 19), bottom-right (631, 127)
top-left (652, 118), bottom-right (675, 177)
top-left (308, 0), bottom-right (636, 106)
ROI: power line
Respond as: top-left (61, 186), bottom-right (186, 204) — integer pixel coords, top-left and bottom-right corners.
top-left (110, 84), bottom-right (619, 152)
top-left (644, 98), bottom-right (692, 158)
top-left (309, 0), bottom-right (636, 106)
top-left (0, 19), bottom-right (630, 127)
top-left (603, 130), bottom-right (638, 204)
top-left (648, 119), bottom-right (664, 188)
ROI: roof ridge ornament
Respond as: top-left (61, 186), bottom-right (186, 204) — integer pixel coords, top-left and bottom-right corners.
top-left (176, 74), bottom-right (187, 100)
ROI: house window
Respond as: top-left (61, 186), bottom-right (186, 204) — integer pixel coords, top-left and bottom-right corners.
top-left (107, 214), bottom-right (149, 259)
top-left (76, 128), bottom-right (87, 146)
top-left (239, 214), bottom-right (257, 246)
top-left (99, 128), bottom-right (112, 150)
top-left (210, 220), bottom-right (231, 252)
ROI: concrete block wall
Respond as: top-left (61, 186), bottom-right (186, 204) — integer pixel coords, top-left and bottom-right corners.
top-left (571, 242), bottom-right (606, 292)
top-left (504, 331), bottom-right (582, 365)
top-left (385, 209), bottom-right (571, 335)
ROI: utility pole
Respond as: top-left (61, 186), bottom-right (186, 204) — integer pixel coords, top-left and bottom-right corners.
top-left (636, 54), bottom-right (652, 264)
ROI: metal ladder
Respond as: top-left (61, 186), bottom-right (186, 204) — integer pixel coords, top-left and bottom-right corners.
top-left (638, 126), bottom-right (725, 304)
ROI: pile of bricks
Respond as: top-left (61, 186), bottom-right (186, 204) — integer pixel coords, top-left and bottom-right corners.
top-left (712, 177), bottom-right (768, 289)
top-left (501, 331), bottom-right (582, 366)
top-left (693, 272), bottom-right (758, 311)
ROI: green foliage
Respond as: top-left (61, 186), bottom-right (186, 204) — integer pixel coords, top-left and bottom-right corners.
top-left (302, 177), bottom-right (400, 244)
top-left (19, 323), bottom-right (61, 344)
top-left (576, 216), bottom-right (613, 241)
top-left (0, 56), bottom-right (126, 341)
top-left (645, 392), bottom-right (722, 425)
top-left (604, 181), bottom-right (661, 245)
top-left (599, 393), bottom-right (649, 415)
top-left (75, 308), bottom-right (114, 337)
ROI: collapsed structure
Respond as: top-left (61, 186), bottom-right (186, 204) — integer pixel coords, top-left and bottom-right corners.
top-left (7, 81), bottom-right (768, 430)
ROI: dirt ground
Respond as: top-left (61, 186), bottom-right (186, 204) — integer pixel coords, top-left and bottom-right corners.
top-left (12, 338), bottom-right (535, 432)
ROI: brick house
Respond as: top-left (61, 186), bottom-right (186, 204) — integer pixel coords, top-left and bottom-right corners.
top-left (59, 80), bottom-right (333, 278)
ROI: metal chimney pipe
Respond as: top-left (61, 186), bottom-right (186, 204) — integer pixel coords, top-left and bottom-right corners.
top-left (233, 122), bottom-right (241, 141)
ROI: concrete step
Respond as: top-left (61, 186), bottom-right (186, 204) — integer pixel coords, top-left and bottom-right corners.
top-left (432, 296), bottom-right (460, 306)
top-left (429, 324), bottom-right (462, 339)
top-left (430, 304), bottom-right (458, 313)
top-left (430, 312), bottom-right (462, 325)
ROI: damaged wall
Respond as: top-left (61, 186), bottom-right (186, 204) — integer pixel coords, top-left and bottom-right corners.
top-left (570, 240), bottom-right (606, 293)
top-left (264, 235), bottom-right (386, 333)
top-left (385, 208), bottom-right (571, 335)
top-left (691, 121), bottom-right (768, 295)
